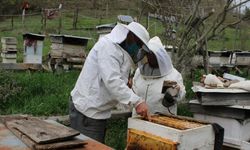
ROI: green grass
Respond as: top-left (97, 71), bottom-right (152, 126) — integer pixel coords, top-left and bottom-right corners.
top-left (105, 119), bottom-right (128, 150)
top-left (0, 70), bottom-right (80, 116)
top-left (208, 27), bottom-right (250, 51)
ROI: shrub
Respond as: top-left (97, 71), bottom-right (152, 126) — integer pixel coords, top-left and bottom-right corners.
top-left (0, 70), bottom-right (21, 111)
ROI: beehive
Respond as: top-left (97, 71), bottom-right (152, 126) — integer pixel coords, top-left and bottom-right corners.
top-left (208, 51), bottom-right (231, 67)
top-left (23, 33), bottom-right (45, 64)
top-left (127, 115), bottom-right (215, 150)
top-left (1, 37), bottom-right (17, 63)
top-left (234, 52), bottom-right (250, 66)
top-left (193, 113), bottom-right (250, 149)
top-left (242, 141), bottom-right (250, 150)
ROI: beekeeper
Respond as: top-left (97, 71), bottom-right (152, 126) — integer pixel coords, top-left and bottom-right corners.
top-left (132, 36), bottom-right (186, 116)
top-left (69, 22), bottom-right (151, 143)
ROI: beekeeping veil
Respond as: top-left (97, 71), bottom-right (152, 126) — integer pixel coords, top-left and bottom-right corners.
top-left (140, 36), bottom-right (173, 77)
top-left (106, 22), bottom-right (150, 64)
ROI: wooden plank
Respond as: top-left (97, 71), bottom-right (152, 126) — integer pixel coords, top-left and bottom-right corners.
top-left (6, 117), bottom-right (80, 144)
top-left (127, 128), bottom-right (177, 150)
top-left (34, 139), bottom-right (86, 150)
top-left (2, 58), bottom-right (17, 63)
top-left (8, 127), bottom-right (85, 150)
top-left (1, 53), bottom-right (17, 58)
top-left (2, 44), bottom-right (17, 50)
top-left (8, 127), bottom-right (39, 150)
top-left (1, 37), bottom-right (17, 44)
top-left (0, 115), bottom-right (29, 123)
top-left (50, 50), bottom-right (86, 58)
top-left (82, 140), bottom-right (113, 150)
top-left (0, 120), bottom-right (112, 150)
top-left (66, 57), bottom-right (84, 63)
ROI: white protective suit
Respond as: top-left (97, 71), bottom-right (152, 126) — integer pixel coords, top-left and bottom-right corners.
top-left (71, 23), bottom-right (149, 119)
top-left (132, 36), bottom-right (186, 115)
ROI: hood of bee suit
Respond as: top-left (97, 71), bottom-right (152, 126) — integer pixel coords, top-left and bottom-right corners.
top-left (140, 36), bottom-right (174, 78)
top-left (105, 23), bottom-right (129, 44)
top-left (106, 22), bottom-right (150, 47)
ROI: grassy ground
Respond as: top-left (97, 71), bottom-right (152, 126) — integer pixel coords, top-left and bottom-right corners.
top-left (0, 70), bottom-right (79, 115)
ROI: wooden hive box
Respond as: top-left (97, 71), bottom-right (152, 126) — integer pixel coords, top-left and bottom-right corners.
top-left (127, 115), bottom-right (215, 150)
top-left (208, 51), bottom-right (231, 67)
top-left (190, 101), bottom-right (250, 149)
top-left (192, 85), bottom-right (250, 106)
top-left (235, 52), bottom-right (250, 66)
top-left (23, 33), bottom-right (45, 64)
top-left (49, 34), bottom-right (89, 58)
top-left (1, 37), bottom-right (17, 45)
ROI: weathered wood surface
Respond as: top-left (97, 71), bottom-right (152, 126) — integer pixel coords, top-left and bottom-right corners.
top-left (189, 100), bottom-right (250, 120)
top-left (2, 44), bottom-right (17, 50)
top-left (66, 57), bottom-right (85, 63)
top-left (0, 115), bottom-right (29, 123)
top-left (0, 120), bottom-right (113, 150)
top-left (81, 140), bottom-right (112, 150)
top-left (6, 117), bottom-right (80, 144)
top-left (1, 58), bottom-right (17, 63)
top-left (1, 37), bottom-right (17, 44)
top-left (8, 127), bottom-right (86, 150)
top-left (50, 50), bottom-right (86, 58)
top-left (0, 63), bottom-right (43, 70)
top-left (1, 52), bottom-right (17, 58)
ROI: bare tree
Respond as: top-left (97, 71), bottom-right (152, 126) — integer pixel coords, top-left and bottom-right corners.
top-left (141, 0), bottom-right (250, 77)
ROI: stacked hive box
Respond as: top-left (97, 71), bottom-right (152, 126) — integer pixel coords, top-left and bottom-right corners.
top-left (190, 85), bottom-right (250, 149)
top-left (49, 34), bottom-right (90, 70)
top-left (1, 37), bottom-right (17, 63)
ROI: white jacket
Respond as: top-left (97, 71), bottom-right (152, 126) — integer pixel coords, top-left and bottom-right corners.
top-left (71, 24), bottom-right (141, 119)
top-left (132, 37), bottom-right (186, 115)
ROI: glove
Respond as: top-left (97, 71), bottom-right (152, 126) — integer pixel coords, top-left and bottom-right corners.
top-left (162, 92), bottom-right (176, 107)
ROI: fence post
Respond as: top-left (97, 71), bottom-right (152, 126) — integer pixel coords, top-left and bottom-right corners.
top-left (44, 10), bottom-right (47, 33)
top-left (11, 16), bottom-right (14, 30)
top-left (22, 9), bottom-right (25, 29)
top-left (73, 7), bottom-right (79, 29)
top-left (106, 0), bottom-right (109, 18)
top-left (58, 4), bottom-right (62, 34)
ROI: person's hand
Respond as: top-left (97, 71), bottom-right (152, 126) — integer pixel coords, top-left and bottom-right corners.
top-left (173, 84), bottom-right (180, 92)
top-left (166, 84), bottom-right (180, 97)
top-left (135, 101), bottom-right (151, 121)
top-left (127, 78), bottom-right (133, 89)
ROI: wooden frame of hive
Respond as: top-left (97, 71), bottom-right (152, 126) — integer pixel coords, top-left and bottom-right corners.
top-left (127, 115), bottom-right (215, 150)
